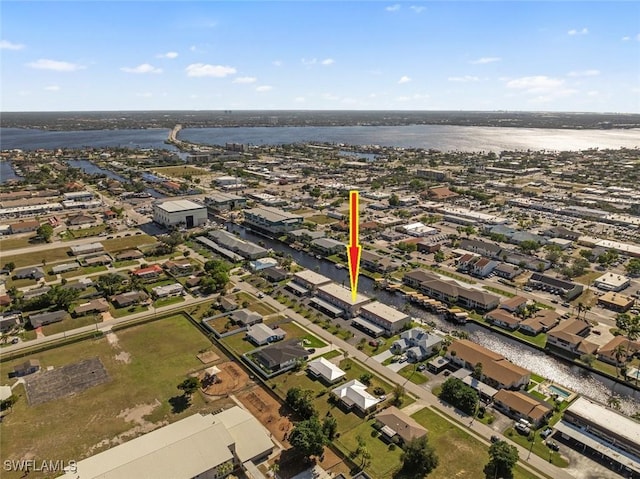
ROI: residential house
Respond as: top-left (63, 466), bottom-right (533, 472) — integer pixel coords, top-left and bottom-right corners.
top-left (163, 259), bottom-right (194, 276)
top-left (73, 298), bottom-right (110, 316)
top-left (499, 296), bottom-right (529, 314)
top-left (493, 389), bottom-right (553, 427)
top-left (360, 250), bottom-right (401, 273)
top-left (246, 323), bottom-right (286, 346)
top-left (597, 336), bottom-right (640, 365)
top-left (9, 220), bottom-right (40, 234)
top-left (230, 309), bottom-right (263, 327)
top-left (546, 319), bottom-right (598, 357)
top-left (29, 310), bottom-right (67, 329)
top-left (459, 239), bottom-right (503, 259)
top-left (253, 340), bottom-right (309, 373)
top-left (390, 327), bottom-right (442, 361)
top-left (83, 254), bottom-right (113, 267)
top-left (152, 283), bottom-right (185, 298)
top-left (13, 359), bottom-right (40, 377)
top-left (544, 226), bottom-right (580, 241)
top-left (115, 249), bottom-right (145, 261)
top-left (458, 256), bottom-right (497, 278)
top-left (307, 357), bottom-right (346, 384)
top-left (331, 379), bottom-right (381, 414)
top-left (51, 262), bottom-right (80, 275)
top-left (14, 266), bottom-right (45, 280)
top-left (132, 264), bottom-right (163, 279)
top-left (447, 339), bottom-right (530, 390)
top-left (67, 214), bottom-right (95, 226)
top-left (485, 309), bottom-right (521, 331)
top-left (0, 313), bottom-right (21, 333)
top-left (111, 291), bottom-right (147, 308)
top-left (519, 310), bottom-right (561, 335)
top-left (359, 302), bottom-right (411, 335)
top-left (310, 238), bottom-right (344, 256)
top-left (493, 263), bottom-right (522, 280)
top-left (262, 267), bottom-right (288, 283)
top-left (219, 297), bottom-right (238, 312)
top-left (528, 273), bottom-right (584, 300)
top-left (375, 406), bottom-right (428, 444)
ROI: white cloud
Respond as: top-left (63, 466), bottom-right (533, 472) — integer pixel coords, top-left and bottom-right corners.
top-left (256, 85), bottom-right (272, 92)
top-left (321, 58), bottom-right (335, 66)
top-left (323, 93), bottom-right (340, 101)
top-left (137, 92), bottom-right (153, 98)
top-left (470, 57), bottom-right (501, 65)
top-left (567, 69), bottom-right (600, 77)
top-left (44, 85), bottom-right (60, 91)
top-left (568, 27), bottom-right (589, 36)
top-left (637, 33), bottom-right (640, 41)
top-left (386, 4), bottom-right (401, 12)
top-left (189, 45), bottom-right (197, 52)
top-left (272, 60), bottom-right (283, 67)
top-left (27, 59), bottom-right (85, 72)
top-left (587, 90), bottom-right (599, 97)
top-left (448, 75), bottom-right (480, 82)
top-left (410, 5), bottom-right (425, 13)
top-left (0, 40), bottom-right (25, 50)
top-left (302, 58), bottom-right (317, 66)
top-left (121, 63), bottom-right (162, 74)
top-left (156, 51), bottom-right (178, 59)
top-left (506, 75), bottom-right (564, 92)
top-left (185, 63), bottom-right (236, 77)
top-left (398, 75), bottom-right (412, 84)
top-left (294, 96), bottom-right (306, 103)
top-left (622, 36), bottom-right (631, 41)
top-left (233, 76), bottom-right (257, 84)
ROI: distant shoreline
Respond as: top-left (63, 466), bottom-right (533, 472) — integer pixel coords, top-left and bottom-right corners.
top-left (2, 110), bottom-right (640, 131)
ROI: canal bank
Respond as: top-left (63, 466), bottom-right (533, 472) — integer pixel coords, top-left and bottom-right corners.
top-left (226, 223), bottom-right (640, 413)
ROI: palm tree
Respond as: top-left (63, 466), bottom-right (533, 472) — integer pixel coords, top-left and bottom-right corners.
top-left (613, 344), bottom-right (627, 377)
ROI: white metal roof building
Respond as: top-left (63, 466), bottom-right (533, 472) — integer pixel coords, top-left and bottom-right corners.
top-left (152, 200), bottom-right (207, 228)
top-left (61, 406), bottom-right (274, 479)
top-left (331, 379), bottom-right (380, 413)
top-left (317, 283), bottom-right (372, 318)
top-left (360, 302), bottom-right (411, 334)
top-left (293, 270), bottom-right (332, 291)
top-left (594, 272), bottom-right (631, 292)
top-left (70, 242), bottom-right (104, 256)
top-left (307, 357), bottom-right (346, 383)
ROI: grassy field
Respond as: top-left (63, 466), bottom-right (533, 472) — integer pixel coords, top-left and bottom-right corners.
top-left (65, 225), bottom-right (107, 240)
top-left (0, 315), bottom-right (214, 477)
top-left (0, 235), bottom-right (38, 252)
top-left (37, 314), bottom-right (102, 337)
top-left (102, 235), bottom-right (157, 253)
top-left (397, 364), bottom-right (429, 385)
top-left (113, 260), bottom-right (139, 269)
top-left (153, 296), bottom-right (185, 308)
top-left (60, 265), bottom-right (108, 279)
top-left (411, 407), bottom-right (540, 479)
top-left (153, 165), bottom-right (209, 177)
top-left (110, 304), bottom-right (149, 318)
top-left (334, 420), bottom-right (403, 478)
top-left (2, 246), bottom-right (74, 269)
top-left (235, 292), bottom-right (278, 315)
top-left (574, 271), bottom-right (603, 286)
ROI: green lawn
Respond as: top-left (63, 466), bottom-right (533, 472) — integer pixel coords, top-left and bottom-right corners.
top-left (66, 225), bottom-right (107, 239)
top-left (512, 330), bottom-right (547, 348)
top-left (0, 235), bottom-right (38, 251)
top-left (110, 304), bottom-right (149, 318)
top-left (504, 427), bottom-right (568, 467)
top-left (334, 420), bottom-right (403, 479)
top-left (102, 235), bottom-right (157, 253)
top-left (60, 265), bottom-right (108, 279)
top-left (113, 260), bottom-right (139, 268)
top-left (319, 350), bottom-right (342, 360)
top-left (153, 296), bottom-right (185, 308)
top-left (2, 247), bottom-right (73, 269)
top-left (339, 358), bottom-right (393, 394)
top-left (302, 334), bottom-right (328, 348)
top-left (411, 407), bottom-right (541, 479)
top-left (186, 300), bottom-right (220, 320)
top-left (221, 331), bottom-right (255, 355)
top-left (397, 364), bottom-right (429, 385)
top-left (530, 372), bottom-right (546, 383)
top-left (153, 165), bottom-right (209, 177)
top-left (483, 286), bottom-right (516, 297)
top-left (0, 314), bottom-right (213, 478)
top-left (235, 292), bottom-right (278, 315)
top-left (38, 315), bottom-right (102, 337)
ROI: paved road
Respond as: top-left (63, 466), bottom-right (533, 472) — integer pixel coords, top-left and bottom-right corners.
top-left (231, 277), bottom-right (576, 479)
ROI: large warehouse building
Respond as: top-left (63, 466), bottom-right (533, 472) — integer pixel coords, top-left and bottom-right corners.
top-left (153, 200), bottom-right (207, 228)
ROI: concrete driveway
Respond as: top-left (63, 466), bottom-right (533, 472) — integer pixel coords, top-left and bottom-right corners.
top-left (387, 360), bottom-right (408, 372)
top-left (372, 349), bottom-right (393, 363)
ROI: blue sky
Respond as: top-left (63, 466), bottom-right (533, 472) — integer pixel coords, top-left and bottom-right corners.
top-left (1, 1), bottom-right (639, 112)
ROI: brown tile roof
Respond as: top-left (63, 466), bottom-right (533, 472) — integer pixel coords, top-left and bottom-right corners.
top-left (597, 336), bottom-right (640, 362)
top-left (494, 389), bottom-right (552, 422)
top-left (375, 406), bottom-right (428, 443)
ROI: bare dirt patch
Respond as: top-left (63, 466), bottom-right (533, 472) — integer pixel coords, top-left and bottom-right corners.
top-left (106, 330), bottom-right (132, 363)
top-left (201, 361), bottom-right (250, 397)
top-left (237, 386), bottom-right (294, 446)
top-left (197, 350), bottom-right (220, 364)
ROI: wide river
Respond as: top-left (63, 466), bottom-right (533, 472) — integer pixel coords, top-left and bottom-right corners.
top-left (1, 125), bottom-right (640, 152)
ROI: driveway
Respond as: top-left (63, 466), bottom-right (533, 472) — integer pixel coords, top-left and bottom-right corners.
top-left (387, 360), bottom-right (408, 373)
top-left (372, 349), bottom-right (393, 363)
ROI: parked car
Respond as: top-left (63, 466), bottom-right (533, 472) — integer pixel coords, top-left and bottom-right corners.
top-left (540, 427), bottom-right (553, 439)
top-left (546, 440), bottom-right (559, 451)
top-left (417, 364), bottom-right (426, 371)
top-left (490, 435), bottom-right (500, 443)
top-left (592, 330), bottom-right (601, 335)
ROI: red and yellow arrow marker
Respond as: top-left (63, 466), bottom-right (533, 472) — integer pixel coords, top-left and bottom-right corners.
top-left (347, 190), bottom-right (362, 303)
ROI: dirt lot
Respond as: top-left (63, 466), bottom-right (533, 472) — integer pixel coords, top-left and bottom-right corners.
top-left (201, 361), bottom-right (250, 397)
top-left (237, 386), bottom-right (294, 446)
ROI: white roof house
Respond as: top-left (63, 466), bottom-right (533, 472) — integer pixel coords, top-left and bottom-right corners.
top-left (0, 385), bottom-right (12, 401)
top-left (594, 273), bottom-right (631, 292)
top-left (307, 357), bottom-right (346, 383)
top-left (331, 379), bottom-right (381, 413)
top-left (246, 323), bottom-right (286, 346)
top-left (61, 406), bottom-right (273, 479)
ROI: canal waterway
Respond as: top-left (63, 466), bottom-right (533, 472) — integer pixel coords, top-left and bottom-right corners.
top-left (229, 223), bottom-right (640, 414)
top-left (66, 159), bottom-right (166, 198)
